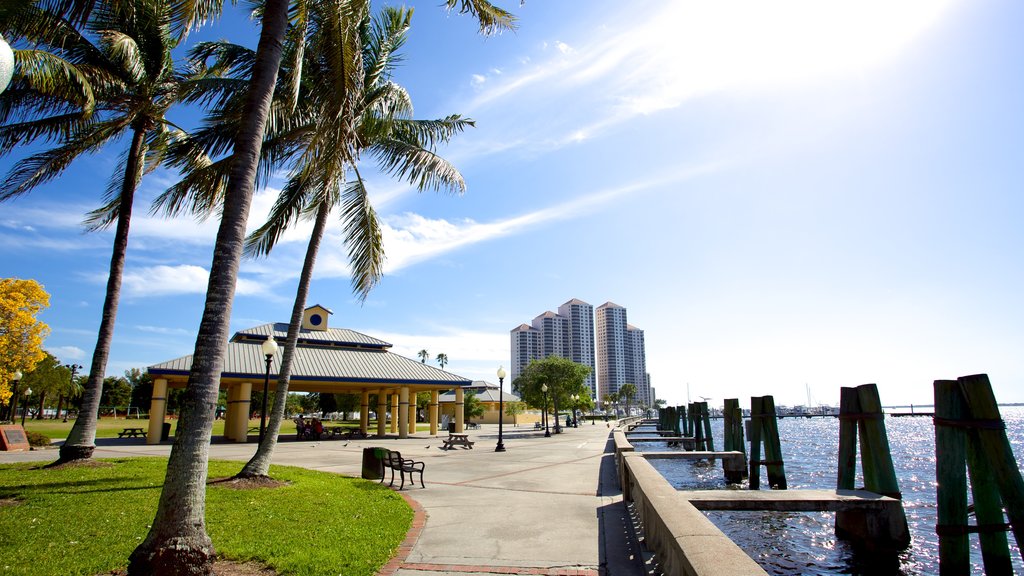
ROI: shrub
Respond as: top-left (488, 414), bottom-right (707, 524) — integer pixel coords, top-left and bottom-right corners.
top-left (26, 431), bottom-right (51, 447)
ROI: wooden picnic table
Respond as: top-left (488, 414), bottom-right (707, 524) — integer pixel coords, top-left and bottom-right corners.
top-left (118, 427), bottom-right (147, 439)
top-left (442, 433), bottom-right (474, 450)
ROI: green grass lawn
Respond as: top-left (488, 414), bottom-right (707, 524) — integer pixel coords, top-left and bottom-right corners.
top-left (21, 417), bottom-right (417, 441)
top-left (0, 458), bottom-right (412, 576)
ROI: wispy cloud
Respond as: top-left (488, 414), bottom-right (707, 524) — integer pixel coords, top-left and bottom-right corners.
top-left (312, 160), bottom-right (726, 278)
top-left (47, 345), bottom-right (87, 361)
top-left (136, 325), bottom-right (192, 336)
top-left (113, 264), bottom-right (264, 298)
top-left (458, 0), bottom-right (956, 157)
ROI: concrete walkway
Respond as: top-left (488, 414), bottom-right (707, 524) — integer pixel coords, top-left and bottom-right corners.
top-left (1, 422), bottom-right (652, 576)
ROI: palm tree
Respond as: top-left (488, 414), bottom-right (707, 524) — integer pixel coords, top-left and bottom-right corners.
top-left (156, 3), bottom-right (471, 479)
top-left (418, 349), bottom-right (430, 364)
top-left (132, 2), bottom-right (513, 571)
top-left (237, 3), bottom-right (471, 478)
top-left (436, 353), bottom-right (449, 371)
top-left (620, 383), bottom-right (637, 417)
top-left (0, 0), bottom-right (198, 463)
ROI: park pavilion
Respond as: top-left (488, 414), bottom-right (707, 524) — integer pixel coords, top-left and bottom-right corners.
top-left (438, 381), bottom-right (540, 426)
top-left (143, 305), bottom-right (473, 444)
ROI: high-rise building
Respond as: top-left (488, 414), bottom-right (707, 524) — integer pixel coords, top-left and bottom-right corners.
top-left (558, 298), bottom-right (597, 396)
top-left (510, 298), bottom-right (597, 398)
top-left (626, 324), bottom-right (649, 409)
top-left (595, 302), bottom-right (629, 403)
top-left (512, 298), bottom-right (647, 408)
top-left (510, 323), bottom-right (541, 383)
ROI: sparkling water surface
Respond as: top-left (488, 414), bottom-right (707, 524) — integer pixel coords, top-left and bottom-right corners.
top-left (637, 406), bottom-right (1024, 575)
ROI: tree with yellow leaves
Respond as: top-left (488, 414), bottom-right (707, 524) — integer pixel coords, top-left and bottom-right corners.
top-left (0, 278), bottom-right (50, 405)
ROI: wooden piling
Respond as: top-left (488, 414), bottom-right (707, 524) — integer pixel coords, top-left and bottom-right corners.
top-left (932, 374), bottom-right (1024, 575)
top-left (689, 402), bottom-right (703, 452)
top-left (701, 401), bottom-right (715, 452)
top-left (835, 384), bottom-right (910, 550)
top-left (749, 395), bottom-right (786, 490)
top-left (723, 398), bottom-right (748, 483)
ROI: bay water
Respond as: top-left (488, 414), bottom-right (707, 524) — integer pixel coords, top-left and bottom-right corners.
top-left (637, 406), bottom-right (1024, 575)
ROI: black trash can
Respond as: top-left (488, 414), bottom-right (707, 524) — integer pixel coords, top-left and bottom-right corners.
top-left (448, 422), bottom-right (456, 433)
top-left (161, 422), bottom-right (171, 441)
top-left (361, 447), bottom-right (386, 480)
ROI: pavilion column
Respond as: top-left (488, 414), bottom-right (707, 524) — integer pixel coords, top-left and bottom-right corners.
top-left (408, 397), bottom-right (417, 435)
top-left (232, 382), bottom-right (253, 442)
top-left (376, 390), bottom-right (387, 437)
top-left (146, 378), bottom-right (168, 444)
top-left (399, 387), bottom-right (409, 439)
top-left (390, 393), bottom-right (399, 433)
top-left (429, 390), bottom-right (439, 436)
top-left (360, 389), bottom-right (369, 435)
top-left (223, 385), bottom-right (238, 441)
top-left (455, 387), bottom-right (464, 433)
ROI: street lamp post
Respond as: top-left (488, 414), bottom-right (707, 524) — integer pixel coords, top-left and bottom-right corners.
top-left (571, 394), bottom-right (579, 427)
top-left (495, 366), bottom-right (506, 452)
top-left (553, 387), bottom-right (561, 434)
top-left (542, 383), bottom-right (550, 437)
top-left (21, 387), bottom-right (32, 427)
top-left (7, 370), bottom-right (22, 422)
top-left (259, 336), bottom-right (278, 443)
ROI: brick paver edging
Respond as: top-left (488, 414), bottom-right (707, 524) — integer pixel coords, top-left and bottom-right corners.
top-left (377, 490), bottom-right (426, 576)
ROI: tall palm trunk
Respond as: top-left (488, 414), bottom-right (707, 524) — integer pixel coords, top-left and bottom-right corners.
top-left (238, 199), bottom-right (330, 477)
top-left (35, 392), bottom-right (45, 419)
top-left (56, 124), bottom-right (144, 463)
top-left (55, 394), bottom-right (64, 421)
top-left (128, 1), bottom-right (290, 573)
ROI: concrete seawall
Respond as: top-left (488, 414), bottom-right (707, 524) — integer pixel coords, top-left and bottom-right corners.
top-left (614, 427), bottom-right (768, 576)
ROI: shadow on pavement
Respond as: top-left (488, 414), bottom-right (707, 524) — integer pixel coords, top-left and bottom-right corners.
top-left (597, 434), bottom-right (660, 575)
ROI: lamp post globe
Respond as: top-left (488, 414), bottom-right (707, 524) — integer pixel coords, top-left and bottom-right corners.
top-left (0, 34), bottom-right (14, 95)
top-left (259, 336), bottom-right (279, 443)
top-left (541, 383), bottom-right (550, 437)
top-left (495, 366), bottom-right (506, 452)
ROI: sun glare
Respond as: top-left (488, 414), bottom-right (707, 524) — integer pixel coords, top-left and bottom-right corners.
top-left (588, 0), bottom-right (957, 109)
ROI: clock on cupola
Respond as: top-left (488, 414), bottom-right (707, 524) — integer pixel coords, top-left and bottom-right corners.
top-left (302, 304), bottom-right (333, 331)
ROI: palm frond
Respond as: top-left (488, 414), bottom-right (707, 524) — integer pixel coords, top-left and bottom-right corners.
top-left (443, 0), bottom-right (517, 35)
top-left (244, 172), bottom-right (319, 258)
top-left (369, 138), bottom-right (466, 194)
top-left (362, 6), bottom-right (410, 90)
top-left (11, 49), bottom-right (95, 114)
top-left (167, 0), bottom-right (226, 41)
top-left (0, 116), bottom-right (129, 200)
top-left (0, 111), bottom-right (92, 152)
top-left (150, 155), bottom-right (230, 218)
top-left (98, 30), bottom-right (147, 85)
top-left (338, 167), bottom-right (384, 300)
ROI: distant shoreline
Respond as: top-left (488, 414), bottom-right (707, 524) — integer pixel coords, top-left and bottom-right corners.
top-left (882, 402), bottom-right (1023, 409)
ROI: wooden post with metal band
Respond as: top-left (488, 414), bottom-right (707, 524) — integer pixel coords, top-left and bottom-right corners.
top-left (835, 384), bottom-right (909, 550)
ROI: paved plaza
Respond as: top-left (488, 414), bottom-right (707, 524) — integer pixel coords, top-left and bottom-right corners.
top-left (1, 422), bottom-right (652, 576)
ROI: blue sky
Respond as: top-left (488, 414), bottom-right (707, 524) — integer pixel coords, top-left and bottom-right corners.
top-left (3, 0), bottom-right (1023, 407)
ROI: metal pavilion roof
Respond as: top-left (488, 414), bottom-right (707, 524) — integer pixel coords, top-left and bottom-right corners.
top-left (149, 323), bottom-right (471, 388)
